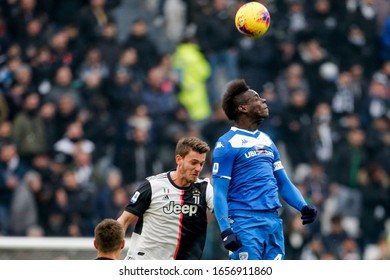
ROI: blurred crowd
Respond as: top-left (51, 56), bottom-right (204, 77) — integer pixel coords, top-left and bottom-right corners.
top-left (0, 0), bottom-right (390, 260)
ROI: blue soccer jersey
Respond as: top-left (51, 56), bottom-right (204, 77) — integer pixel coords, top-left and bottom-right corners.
top-left (212, 127), bottom-right (307, 260)
top-left (212, 127), bottom-right (306, 260)
top-left (212, 127), bottom-right (284, 213)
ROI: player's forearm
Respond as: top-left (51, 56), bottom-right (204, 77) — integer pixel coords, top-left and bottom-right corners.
top-left (117, 215), bottom-right (128, 232)
top-left (275, 169), bottom-right (307, 211)
top-left (212, 177), bottom-right (231, 232)
top-left (117, 211), bottom-right (137, 233)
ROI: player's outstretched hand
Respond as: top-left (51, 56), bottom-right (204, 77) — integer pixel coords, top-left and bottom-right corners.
top-left (221, 228), bottom-right (242, 252)
top-left (301, 205), bottom-right (318, 225)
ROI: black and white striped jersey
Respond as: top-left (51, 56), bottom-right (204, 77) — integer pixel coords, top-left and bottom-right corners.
top-left (124, 171), bottom-right (214, 260)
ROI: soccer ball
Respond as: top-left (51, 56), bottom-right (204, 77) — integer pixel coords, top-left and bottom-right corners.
top-left (235, 2), bottom-right (271, 38)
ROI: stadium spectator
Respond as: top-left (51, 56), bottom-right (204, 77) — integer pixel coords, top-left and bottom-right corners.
top-left (284, 212), bottom-right (313, 260)
top-left (300, 234), bottom-right (327, 260)
top-left (158, 105), bottom-right (197, 171)
top-left (172, 32), bottom-right (211, 123)
top-left (95, 168), bottom-right (125, 220)
top-left (272, 36), bottom-right (300, 78)
top-left (306, 0), bottom-right (341, 56)
top-left (30, 46), bottom-right (54, 96)
top-left (96, 21), bottom-right (121, 75)
top-left (376, 236), bottom-right (390, 260)
top-left (72, 149), bottom-right (96, 189)
top-left (60, 169), bottom-right (95, 236)
top-left (6, 63), bottom-right (35, 120)
top-left (19, 17), bottom-right (46, 63)
top-left (360, 69), bottom-right (390, 125)
top-left (77, 46), bottom-right (110, 85)
top-left (6, 0), bottom-right (48, 43)
top-left (358, 162), bottom-right (390, 249)
top-left (365, 116), bottom-right (390, 162)
top-left (0, 121), bottom-right (13, 146)
top-left (274, 62), bottom-right (310, 108)
top-left (46, 65), bottom-right (83, 108)
top-left (308, 102), bottom-right (335, 168)
top-left (281, 87), bottom-right (312, 171)
top-left (329, 128), bottom-right (368, 191)
top-left (28, 152), bottom-right (56, 229)
top-left (344, 0), bottom-right (381, 77)
top-left (322, 214), bottom-right (350, 259)
top-left (47, 30), bottom-right (75, 73)
top-left (107, 47), bottom-right (144, 124)
top-left (299, 165), bottom-right (327, 224)
top-left (0, 92), bottom-right (9, 123)
top-left (0, 139), bottom-right (30, 235)
top-left (49, 0), bottom-right (86, 28)
top-left (11, 91), bottom-right (48, 163)
top-left (52, 95), bottom-right (82, 142)
top-left (237, 30), bottom-right (275, 91)
top-left (195, 0), bottom-right (240, 107)
top-left (77, 0), bottom-right (114, 45)
top-left (122, 18), bottom-right (160, 74)
top-left (113, 125), bottom-right (158, 187)
top-left (53, 120), bottom-right (95, 162)
top-left (297, 37), bottom-right (333, 98)
top-left (62, 23), bottom-right (88, 73)
top-left (38, 101), bottom-right (57, 152)
top-left (138, 66), bottom-right (178, 142)
top-left (45, 191), bottom-right (69, 236)
top-left (9, 170), bottom-right (40, 236)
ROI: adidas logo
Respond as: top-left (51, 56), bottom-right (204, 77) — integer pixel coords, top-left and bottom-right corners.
top-left (163, 195), bottom-right (170, 200)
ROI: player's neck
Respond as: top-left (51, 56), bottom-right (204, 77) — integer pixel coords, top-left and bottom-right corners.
top-left (235, 123), bottom-right (258, 131)
top-left (96, 251), bottom-right (120, 260)
top-left (235, 117), bottom-right (261, 131)
top-left (170, 171), bottom-right (191, 188)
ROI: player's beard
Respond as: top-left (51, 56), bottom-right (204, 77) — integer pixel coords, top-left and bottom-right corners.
top-left (257, 108), bottom-right (269, 125)
top-left (178, 163), bottom-right (197, 186)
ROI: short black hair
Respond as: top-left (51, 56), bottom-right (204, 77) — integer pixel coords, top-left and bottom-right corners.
top-left (222, 79), bottom-right (250, 121)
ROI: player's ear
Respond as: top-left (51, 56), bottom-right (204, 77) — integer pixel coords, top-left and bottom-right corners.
top-left (175, 154), bottom-right (183, 165)
top-left (238, 104), bottom-right (248, 113)
top-left (93, 239), bottom-right (99, 250)
top-left (121, 239), bottom-right (125, 249)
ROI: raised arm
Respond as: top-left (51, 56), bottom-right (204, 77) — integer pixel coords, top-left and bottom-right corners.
top-left (117, 211), bottom-right (138, 233)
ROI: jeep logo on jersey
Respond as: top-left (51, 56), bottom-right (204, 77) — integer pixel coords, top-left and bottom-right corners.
top-left (163, 201), bottom-right (198, 216)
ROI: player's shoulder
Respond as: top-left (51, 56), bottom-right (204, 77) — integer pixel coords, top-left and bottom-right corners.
top-left (258, 131), bottom-right (276, 147)
top-left (194, 176), bottom-right (213, 192)
top-left (258, 130), bottom-right (273, 141)
top-left (220, 128), bottom-right (274, 148)
top-left (214, 127), bottom-right (235, 147)
top-left (146, 171), bottom-right (176, 193)
top-left (146, 171), bottom-right (169, 182)
top-left (196, 176), bottom-right (210, 185)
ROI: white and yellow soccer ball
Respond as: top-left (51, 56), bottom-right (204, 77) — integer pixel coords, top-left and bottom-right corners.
top-left (235, 2), bottom-right (271, 39)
